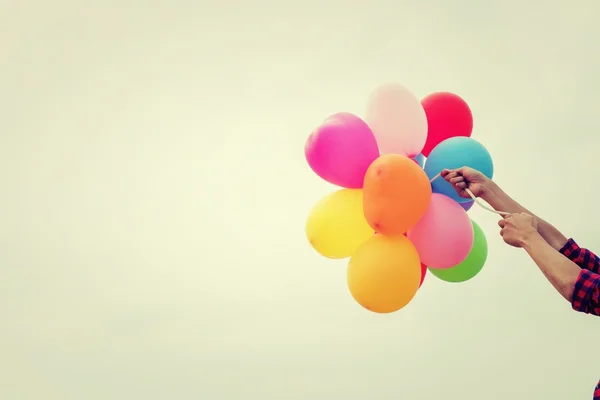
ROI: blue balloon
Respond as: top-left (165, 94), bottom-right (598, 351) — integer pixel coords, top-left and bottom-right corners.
top-left (412, 153), bottom-right (425, 168)
top-left (423, 137), bottom-right (493, 203)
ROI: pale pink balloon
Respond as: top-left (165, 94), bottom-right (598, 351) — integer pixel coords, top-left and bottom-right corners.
top-left (407, 194), bottom-right (474, 269)
top-left (365, 83), bottom-right (428, 157)
top-left (305, 113), bottom-right (380, 188)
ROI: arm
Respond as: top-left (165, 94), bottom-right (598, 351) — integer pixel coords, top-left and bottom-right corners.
top-left (482, 181), bottom-right (568, 251)
top-left (521, 231), bottom-right (600, 316)
top-left (482, 181), bottom-right (600, 273)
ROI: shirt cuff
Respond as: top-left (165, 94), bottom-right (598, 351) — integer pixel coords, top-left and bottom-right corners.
top-left (571, 269), bottom-right (600, 314)
top-left (559, 238), bottom-right (580, 256)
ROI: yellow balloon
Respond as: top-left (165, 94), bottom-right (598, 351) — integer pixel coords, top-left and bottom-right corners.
top-left (347, 234), bottom-right (421, 313)
top-left (306, 189), bottom-right (374, 259)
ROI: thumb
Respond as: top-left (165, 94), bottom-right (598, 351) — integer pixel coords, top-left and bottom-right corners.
top-left (454, 166), bottom-right (470, 175)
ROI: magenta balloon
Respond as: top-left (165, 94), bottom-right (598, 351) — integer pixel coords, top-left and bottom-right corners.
top-left (461, 200), bottom-right (474, 211)
top-left (407, 194), bottom-right (474, 269)
top-left (305, 113), bottom-right (380, 188)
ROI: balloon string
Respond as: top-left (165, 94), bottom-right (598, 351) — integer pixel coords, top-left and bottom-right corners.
top-left (429, 173), bottom-right (509, 216)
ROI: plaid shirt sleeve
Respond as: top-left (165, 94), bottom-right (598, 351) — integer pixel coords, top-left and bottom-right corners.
top-left (559, 239), bottom-right (600, 316)
top-left (559, 238), bottom-right (600, 273)
top-left (571, 270), bottom-right (600, 316)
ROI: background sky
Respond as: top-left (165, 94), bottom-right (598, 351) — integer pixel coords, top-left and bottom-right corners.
top-left (1, 0), bottom-right (600, 399)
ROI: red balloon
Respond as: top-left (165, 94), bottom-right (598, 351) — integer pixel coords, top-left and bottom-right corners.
top-left (420, 92), bottom-right (473, 156)
top-left (403, 234), bottom-right (426, 286)
top-left (419, 263), bottom-right (427, 287)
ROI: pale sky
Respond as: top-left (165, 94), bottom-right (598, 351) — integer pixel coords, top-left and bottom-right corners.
top-left (1, 0), bottom-right (600, 399)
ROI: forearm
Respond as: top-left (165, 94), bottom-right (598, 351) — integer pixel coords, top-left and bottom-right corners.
top-left (521, 232), bottom-right (581, 301)
top-left (482, 181), bottom-right (568, 250)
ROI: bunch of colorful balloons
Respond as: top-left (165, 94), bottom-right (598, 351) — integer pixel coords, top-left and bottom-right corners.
top-left (305, 83), bottom-right (493, 314)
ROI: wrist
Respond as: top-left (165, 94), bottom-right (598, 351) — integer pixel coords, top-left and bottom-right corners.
top-left (520, 230), bottom-right (544, 251)
top-left (480, 179), bottom-right (497, 201)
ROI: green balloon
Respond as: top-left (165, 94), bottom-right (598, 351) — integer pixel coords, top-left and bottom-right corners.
top-left (428, 220), bottom-right (488, 283)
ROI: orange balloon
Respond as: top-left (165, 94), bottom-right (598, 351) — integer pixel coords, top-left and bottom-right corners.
top-left (347, 234), bottom-right (421, 313)
top-left (363, 154), bottom-right (431, 235)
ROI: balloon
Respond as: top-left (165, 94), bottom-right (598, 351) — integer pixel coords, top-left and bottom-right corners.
top-left (461, 200), bottom-right (474, 211)
top-left (421, 92), bottom-right (473, 156)
top-left (347, 234), bottom-right (421, 313)
top-left (305, 113), bottom-right (380, 188)
top-left (429, 220), bottom-right (488, 282)
top-left (424, 137), bottom-right (494, 203)
top-left (407, 193), bottom-right (474, 269)
top-left (419, 263), bottom-right (427, 287)
top-left (365, 83), bottom-right (428, 156)
top-left (363, 154), bottom-right (432, 235)
top-left (306, 189), bottom-right (374, 259)
top-left (412, 153), bottom-right (425, 168)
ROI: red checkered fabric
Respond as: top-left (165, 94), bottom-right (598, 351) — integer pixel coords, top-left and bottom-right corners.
top-left (559, 239), bottom-right (600, 399)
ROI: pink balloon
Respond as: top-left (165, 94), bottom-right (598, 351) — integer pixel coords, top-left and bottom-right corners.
top-left (365, 83), bottom-right (428, 157)
top-left (305, 113), bottom-right (380, 188)
top-left (407, 194), bottom-right (474, 269)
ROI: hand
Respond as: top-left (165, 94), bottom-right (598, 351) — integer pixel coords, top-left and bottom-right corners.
top-left (498, 213), bottom-right (539, 247)
top-left (440, 167), bottom-right (490, 199)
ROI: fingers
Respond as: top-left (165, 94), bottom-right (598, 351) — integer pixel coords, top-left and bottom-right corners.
top-left (444, 174), bottom-right (467, 190)
top-left (442, 168), bottom-right (475, 193)
top-left (445, 166), bottom-right (477, 176)
top-left (449, 176), bottom-right (465, 185)
top-left (443, 172), bottom-right (463, 182)
top-left (441, 168), bottom-right (463, 178)
top-left (499, 220), bottom-right (508, 240)
top-left (441, 170), bottom-right (455, 179)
